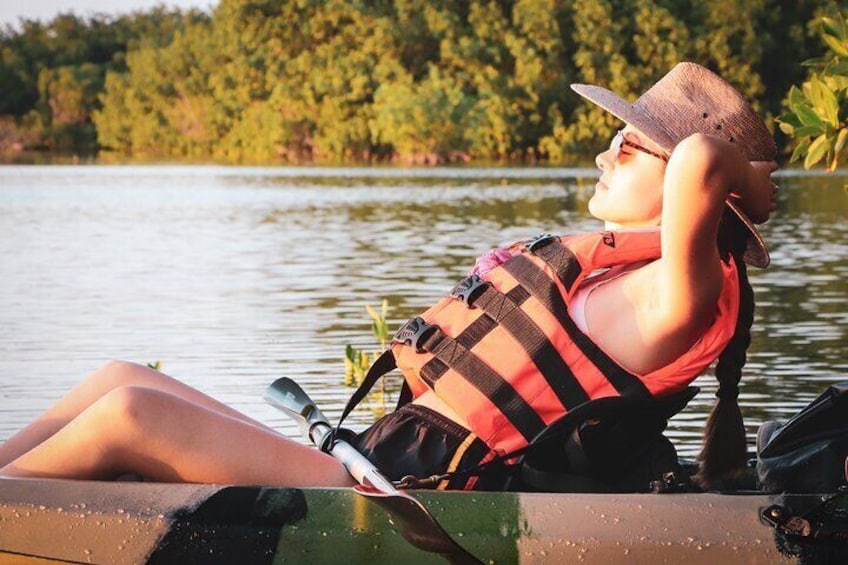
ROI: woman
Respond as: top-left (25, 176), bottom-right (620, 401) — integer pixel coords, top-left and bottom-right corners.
top-left (0, 63), bottom-right (779, 490)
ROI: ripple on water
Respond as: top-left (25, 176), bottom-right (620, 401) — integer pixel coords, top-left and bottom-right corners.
top-left (0, 166), bottom-right (846, 454)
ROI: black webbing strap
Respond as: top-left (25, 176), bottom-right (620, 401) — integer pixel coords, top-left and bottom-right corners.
top-left (503, 255), bottom-right (650, 398)
top-left (471, 283), bottom-right (590, 409)
top-left (415, 323), bottom-right (546, 443)
top-left (527, 236), bottom-right (584, 293)
top-left (420, 311), bottom-right (497, 386)
top-left (334, 348), bottom-right (397, 437)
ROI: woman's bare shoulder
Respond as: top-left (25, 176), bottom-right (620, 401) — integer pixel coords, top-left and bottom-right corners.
top-left (585, 259), bottom-right (720, 375)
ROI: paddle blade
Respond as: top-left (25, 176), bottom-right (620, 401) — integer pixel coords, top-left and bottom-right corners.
top-left (264, 377), bottom-right (330, 440)
top-left (354, 485), bottom-right (482, 564)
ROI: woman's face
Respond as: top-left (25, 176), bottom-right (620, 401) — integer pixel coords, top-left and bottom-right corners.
top-left (589, 126), bottom-right (668, 228)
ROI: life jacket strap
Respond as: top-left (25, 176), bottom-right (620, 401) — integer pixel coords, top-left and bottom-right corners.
top-left (397, 316), bottom-right (547, 443)
top-left (448, 275), bottom-right (590, 410)
top-left (524, 235), bottom-right (583, 293)
top-left (504, 254), bottom-right (650, 398)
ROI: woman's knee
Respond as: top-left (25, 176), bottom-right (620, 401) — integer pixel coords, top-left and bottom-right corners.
top-left (71, 386), bottom-right (178, 478)
top-left (89, 360), bottom-right (157, 390)
top-left (91, 385), bottom-right (172, 436)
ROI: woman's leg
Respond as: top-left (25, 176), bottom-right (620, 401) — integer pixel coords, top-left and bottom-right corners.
top-left (0, 386), bottom-right (354, 487)
top-left (0, 360), bottom-right (274, 467)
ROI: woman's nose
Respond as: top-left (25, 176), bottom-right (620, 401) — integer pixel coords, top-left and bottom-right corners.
top-left (596, 148), bottom-right (614, 171)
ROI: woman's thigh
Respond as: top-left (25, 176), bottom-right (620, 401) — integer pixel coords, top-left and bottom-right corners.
top-left (3, 386), bottom-right (354, 487)
top-left (78, 360), bottom-right (274, 431)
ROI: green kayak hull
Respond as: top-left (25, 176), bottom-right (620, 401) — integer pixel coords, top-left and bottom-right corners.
top-left (0, 478), bottom-right (843, 564)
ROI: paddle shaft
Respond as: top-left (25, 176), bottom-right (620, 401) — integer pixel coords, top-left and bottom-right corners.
top-left (263, 377), bottom-right (398, 492)
top-left (307, 420), bottom-right (398, 493)
top-left (264, 377), bottom-right (482, 564)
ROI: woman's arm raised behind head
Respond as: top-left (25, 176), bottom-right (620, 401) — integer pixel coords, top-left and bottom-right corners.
top-left (653, 134), bottom-right (774, 336)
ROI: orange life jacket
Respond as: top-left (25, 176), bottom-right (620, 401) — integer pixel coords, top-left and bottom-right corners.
top-left (391, 229), bottom-right (740, 456)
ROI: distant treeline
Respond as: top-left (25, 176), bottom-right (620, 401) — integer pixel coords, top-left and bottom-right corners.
top-left (0, 0), bottom-right (841, 163)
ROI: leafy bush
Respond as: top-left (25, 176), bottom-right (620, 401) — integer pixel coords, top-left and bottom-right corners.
top-left (778, 12), bottom-right (848, 170)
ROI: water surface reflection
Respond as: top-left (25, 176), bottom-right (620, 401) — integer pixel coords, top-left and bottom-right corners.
top-left (0, 166), bottom-right (846, 458)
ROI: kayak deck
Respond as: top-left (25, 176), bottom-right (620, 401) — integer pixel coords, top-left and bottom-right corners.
top-left (0, 477), bottom-right (843, 564)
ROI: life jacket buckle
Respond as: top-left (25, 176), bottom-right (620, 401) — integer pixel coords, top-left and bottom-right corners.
top-left (525, 233), bottom-right (558, 252)
top-left (393, 316), bottom-right (438, 353)
top-left (449, 274), bottom-right (490, 308)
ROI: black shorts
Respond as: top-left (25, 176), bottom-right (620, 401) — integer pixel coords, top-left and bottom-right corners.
top-left (352, 404), bottom-right (503, 490)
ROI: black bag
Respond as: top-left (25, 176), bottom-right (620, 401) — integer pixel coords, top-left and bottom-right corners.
top-left (757, 382), bottom-right (848, 494)
top-left (513, 387), bottom-right (697, 493)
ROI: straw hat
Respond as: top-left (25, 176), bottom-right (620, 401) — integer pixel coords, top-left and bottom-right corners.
top-left (571, 62), bottom-right (776, 268)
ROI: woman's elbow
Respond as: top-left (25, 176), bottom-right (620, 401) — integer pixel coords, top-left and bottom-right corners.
top-left (668, 133), bottom-right (746, 198)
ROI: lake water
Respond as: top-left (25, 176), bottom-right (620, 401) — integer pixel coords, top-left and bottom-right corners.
top-left (1, 165), bottom-right (846, 458)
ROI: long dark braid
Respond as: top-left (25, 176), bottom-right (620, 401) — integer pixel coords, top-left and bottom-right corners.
top-left (693, 209), bottom-right (755, 490)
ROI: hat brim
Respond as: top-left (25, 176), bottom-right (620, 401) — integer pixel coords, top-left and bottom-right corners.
top-left (570, 84), bottom-right (677, 153)
top-left (570, 83), bottom-right (770, 268)
top-left (725, 199), bottom-right (770, 268)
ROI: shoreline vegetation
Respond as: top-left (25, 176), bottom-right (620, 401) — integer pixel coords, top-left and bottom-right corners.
top-left (0, 1), bottom-right (843, 166)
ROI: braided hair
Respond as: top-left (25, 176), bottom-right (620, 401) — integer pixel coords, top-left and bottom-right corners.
top-left (692, 208), bottom-right (755, 490)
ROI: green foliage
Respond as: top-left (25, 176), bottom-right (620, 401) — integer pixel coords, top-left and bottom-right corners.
top-left (778, 11), bottom-right (848, 171)
top-left (146, 361), bottom-right (162, 371)
top-left (0, 8), bottom-right (205, 153)
top-left (1, 0), bottom-right (843, 162)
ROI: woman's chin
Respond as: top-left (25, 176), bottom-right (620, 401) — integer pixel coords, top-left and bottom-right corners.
top-left (587, 198), bottom-right (608, 222)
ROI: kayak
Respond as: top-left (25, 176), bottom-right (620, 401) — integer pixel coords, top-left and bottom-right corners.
top-left (1, 477), bottom-right (846, 564)
top-left (4, 378), bottom-right (848, 564)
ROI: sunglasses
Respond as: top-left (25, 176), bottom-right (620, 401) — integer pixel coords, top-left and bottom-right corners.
top-left (610, 130), bottom-right (669, 163)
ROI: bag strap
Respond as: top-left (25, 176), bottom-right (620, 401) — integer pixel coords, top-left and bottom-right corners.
top-left (334, 348), bottom-right (398, 439)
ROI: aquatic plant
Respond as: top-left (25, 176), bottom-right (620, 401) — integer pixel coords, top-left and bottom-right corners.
top-left (344, 299), bottom-right (395, 418)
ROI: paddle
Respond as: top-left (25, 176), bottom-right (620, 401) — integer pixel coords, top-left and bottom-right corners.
top-left (263, 377), bottom-right (481, 564)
